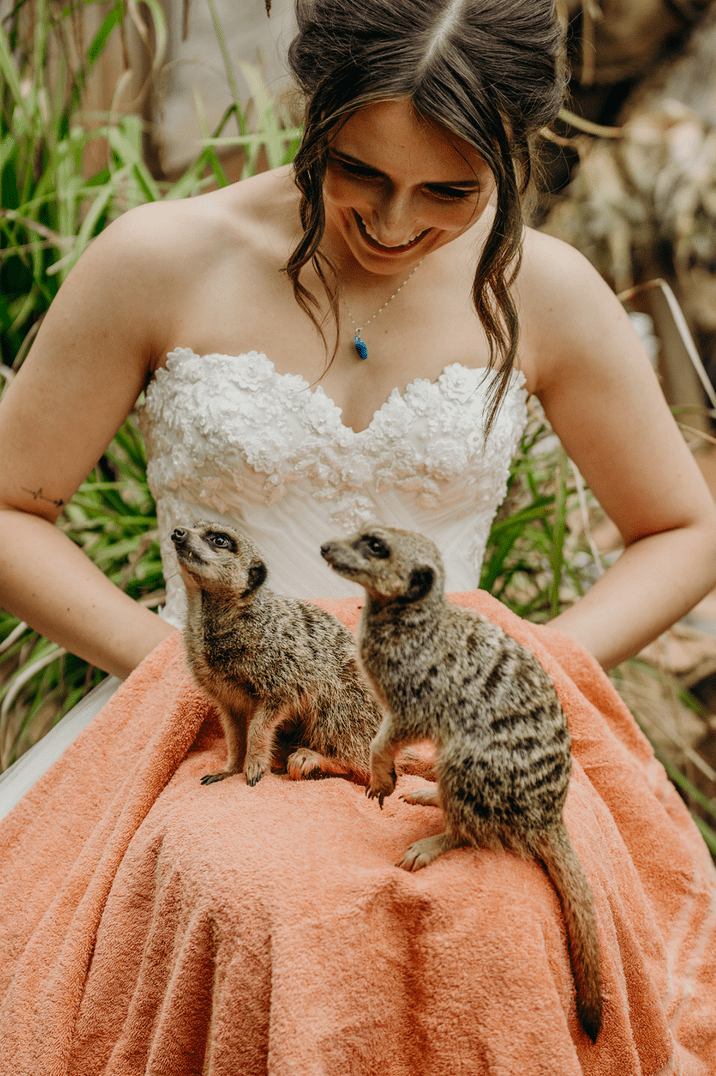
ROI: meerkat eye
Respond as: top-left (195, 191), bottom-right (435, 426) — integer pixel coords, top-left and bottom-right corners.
top-left (356, 534), bottom-right (391, 559)
top-left (205, 531), bottom-right (236, 552)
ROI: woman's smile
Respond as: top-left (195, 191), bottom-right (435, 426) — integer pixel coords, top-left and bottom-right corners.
top-left (352, 209), bottom-right (429, 253)
top-left (322, 99), bottom-right (495, 275)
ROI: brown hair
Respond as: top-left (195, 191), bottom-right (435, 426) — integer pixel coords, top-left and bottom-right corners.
top-left (286, 0), bottom-right (566, 430)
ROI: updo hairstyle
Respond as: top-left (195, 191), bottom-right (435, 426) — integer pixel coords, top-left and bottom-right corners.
top-left (286, 0), bottom-right (567, 427)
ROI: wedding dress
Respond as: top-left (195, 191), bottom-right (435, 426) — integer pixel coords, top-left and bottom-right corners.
top-left (0, 350), bottom-right (527, 818)
top-left (3, 350), bottom-right (716, 1073)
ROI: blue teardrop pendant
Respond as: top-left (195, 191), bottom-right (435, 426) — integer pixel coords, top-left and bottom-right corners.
top-left (354, 334), bottom-right (368, 360)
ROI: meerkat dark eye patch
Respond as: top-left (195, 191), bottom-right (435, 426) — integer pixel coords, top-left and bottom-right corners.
top-left (205, 530), bottom-right (237, 552)
top-left (355, 534), bottom-right (391, 559)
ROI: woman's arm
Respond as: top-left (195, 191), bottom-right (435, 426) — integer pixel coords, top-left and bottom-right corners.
top-left (0, 206), bottom-right (186, 678)
top-left (0, 511), bottom-right (177, 679)
top-left (520, 233), bottom-right (716, 670)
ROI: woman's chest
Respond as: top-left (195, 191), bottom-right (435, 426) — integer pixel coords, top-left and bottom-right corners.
top-left (157, 250), bottom-right (525, 432)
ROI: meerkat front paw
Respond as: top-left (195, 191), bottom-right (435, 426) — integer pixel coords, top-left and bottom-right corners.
top-left (286, 747), bottom-right (324, 780)
top-left (367, 768), bottom-right (396, 808)
top-left (244, 757), bottom-right (266, 787)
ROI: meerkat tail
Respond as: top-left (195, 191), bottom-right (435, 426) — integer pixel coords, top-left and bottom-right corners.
top-left (536, 825), bottom-right (603, 1043)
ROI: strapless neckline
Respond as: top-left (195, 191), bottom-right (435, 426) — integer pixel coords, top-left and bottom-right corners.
top-left (156, 349), bottom-right (522, 437)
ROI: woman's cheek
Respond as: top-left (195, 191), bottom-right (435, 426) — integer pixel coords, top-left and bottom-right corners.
top-left (418, 196), bottom-right (482, 231)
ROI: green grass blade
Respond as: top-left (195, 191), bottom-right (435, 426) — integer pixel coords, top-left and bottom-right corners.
top-left (0, 29), bottom-right (31, 127)
top-left (87, 1), bottom-right (125, 69)
top-left (0, 133), bottom-right (16, 173)
top-left (205, 0), bottom-right (246, 137)
top-left (549, 446), bottom-right (568, 616)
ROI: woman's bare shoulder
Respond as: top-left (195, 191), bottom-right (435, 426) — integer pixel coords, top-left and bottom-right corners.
top-left (95, 167), bottom-right (297, 272)
top-left (515, 227), bottom-right (635, 389)
top-left (518, 227), bottom-right (616, 314)
top-left (54, 168), bottom-right (298, 369)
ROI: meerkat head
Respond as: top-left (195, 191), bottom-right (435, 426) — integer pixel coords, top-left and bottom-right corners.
top-left (320, 527), bottom-right (444, 606)
top-left (171, 522), bottom-right (268, 598)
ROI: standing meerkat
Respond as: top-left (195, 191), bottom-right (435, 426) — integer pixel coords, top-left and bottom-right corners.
top-left (321, 525), bottom-right (603, 1043)
top-left (171, 521), bottom-right (383, 787)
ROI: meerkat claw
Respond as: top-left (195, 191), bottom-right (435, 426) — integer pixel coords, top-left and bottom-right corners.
top-left (244, 762), bottom-right (264, 787)
top-left (366, 786), bottom-right (384, 807)
top-left (201, 771), bottom-right (230, 785)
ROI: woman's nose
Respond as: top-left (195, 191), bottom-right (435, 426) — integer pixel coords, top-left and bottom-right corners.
top-left (369, 192), bottom-right (418, 246)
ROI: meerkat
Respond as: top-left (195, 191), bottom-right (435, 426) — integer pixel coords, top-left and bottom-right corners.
top-left (321, 525), bottom-right (603, 1043)
top-left (171, 521), bottom-right (383, 787)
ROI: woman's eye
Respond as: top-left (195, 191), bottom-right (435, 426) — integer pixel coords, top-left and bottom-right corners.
top-left (427, 186), bottom-right (478, 202)
top-left (330, 156), bottom-right (381, 181)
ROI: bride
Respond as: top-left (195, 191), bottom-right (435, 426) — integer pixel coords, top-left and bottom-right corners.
top-left (1, 0), bottom-right (716, 1070)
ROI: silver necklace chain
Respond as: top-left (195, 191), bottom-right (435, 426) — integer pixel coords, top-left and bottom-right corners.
top-left (343, 259), bottom-right (424, 360)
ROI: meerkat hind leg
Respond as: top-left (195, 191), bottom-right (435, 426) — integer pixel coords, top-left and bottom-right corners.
top-left (400, 784), bottom-right (442, 807)
top-left (398, 831), bottom-right (464, 872)
top-left (286, 748), bottom-right (355, 780)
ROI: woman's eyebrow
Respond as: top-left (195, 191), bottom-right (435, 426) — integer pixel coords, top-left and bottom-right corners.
top-left (329, 149), bottom-right (481, 187)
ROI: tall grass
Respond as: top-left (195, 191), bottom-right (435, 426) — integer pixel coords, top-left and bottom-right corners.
top-left (0, 0), bottom-right (301, 366)
top-left (480, 409), bottom-right (603, 620)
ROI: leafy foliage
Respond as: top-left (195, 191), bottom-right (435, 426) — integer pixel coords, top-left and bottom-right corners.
top-left (481, 407), bottom-right (603, 619)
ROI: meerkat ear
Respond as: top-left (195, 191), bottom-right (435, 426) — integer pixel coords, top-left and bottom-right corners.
top-left (404, 566), bottom-right (435, 603)
top-left (246, 560), bottom-right (268, 593)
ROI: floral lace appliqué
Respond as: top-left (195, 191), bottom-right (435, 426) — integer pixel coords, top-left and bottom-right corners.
top-left (140, 349), bottom-right (528, 575)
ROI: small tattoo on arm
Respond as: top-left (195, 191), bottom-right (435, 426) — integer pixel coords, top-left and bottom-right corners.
top-left (22, 486), bottom-right (65, 508)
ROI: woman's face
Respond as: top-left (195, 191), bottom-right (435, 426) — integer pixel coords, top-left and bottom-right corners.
top-left (322, 98), bottom-right (496, 276)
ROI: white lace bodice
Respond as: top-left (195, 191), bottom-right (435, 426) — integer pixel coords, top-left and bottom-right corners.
top-left (140, 349), bottom-right (528, 625)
